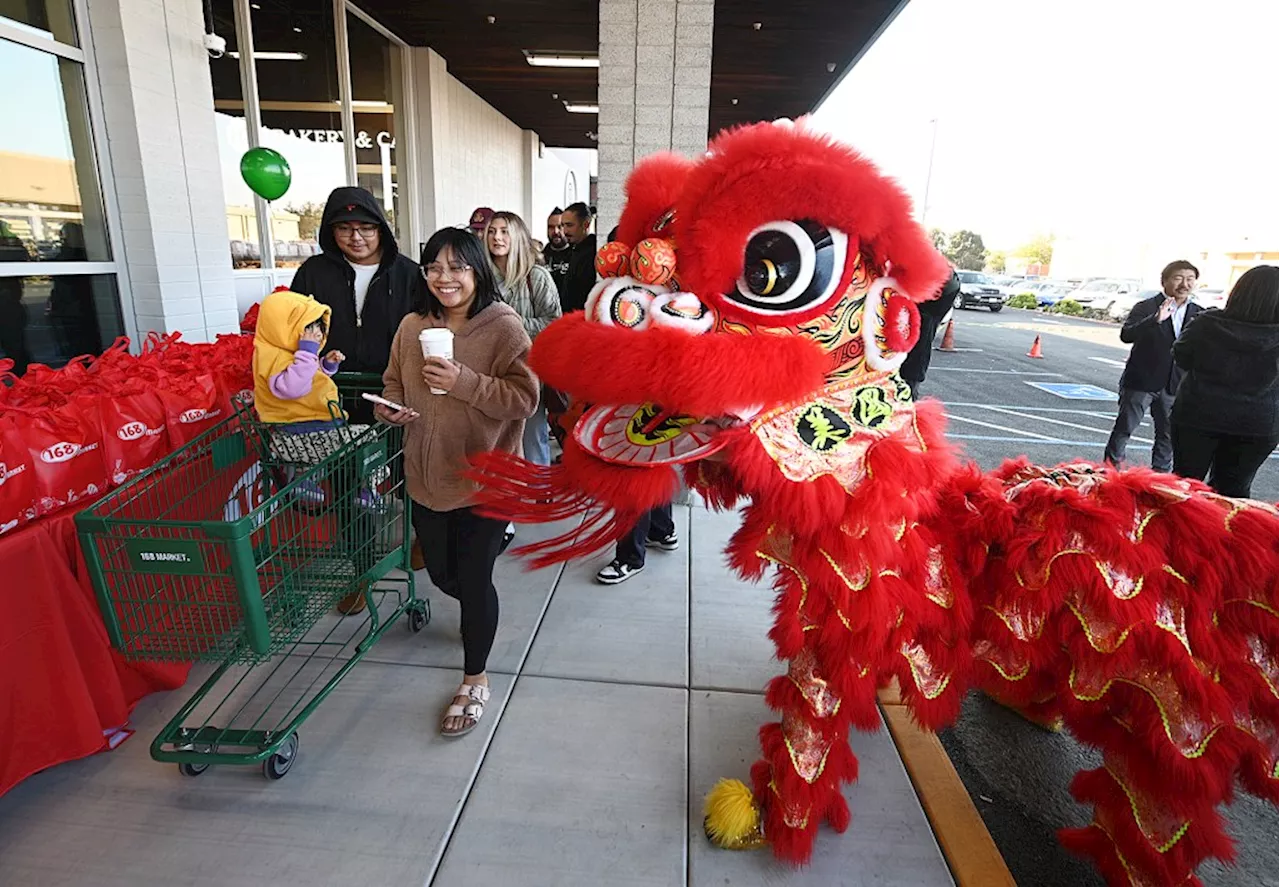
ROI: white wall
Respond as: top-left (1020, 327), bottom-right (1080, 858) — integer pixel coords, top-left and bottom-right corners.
top-left (435, 78), bottom-right (527, 230)
top-left (532, 148), bottom-right (593, 239)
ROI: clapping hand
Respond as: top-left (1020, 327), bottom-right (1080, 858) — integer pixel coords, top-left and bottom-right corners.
top-left (422, 356), bottom-right (461, 393)
top-left (323, 349), bottom-right (345, 365)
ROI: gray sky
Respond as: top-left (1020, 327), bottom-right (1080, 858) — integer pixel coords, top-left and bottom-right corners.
top-left (812, 0), bottom-right (1279, 252)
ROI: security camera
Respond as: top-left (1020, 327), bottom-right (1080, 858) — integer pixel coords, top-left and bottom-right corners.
top-left (203, 32), bottom-right (227, 58)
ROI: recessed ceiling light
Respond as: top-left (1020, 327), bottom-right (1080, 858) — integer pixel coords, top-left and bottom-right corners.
top-left (731, 98), bottom-right (739, 105)
top-left (564, 102), bottom-right (599, 114)
top-left (753, 22), bottom-right (762, 30)
top-left (228, 50), bottom-right (307, 61)
top-left (487, 15), bottom-right (496, 24)
top-left (524, 51), bottom-right (599, 68)
top-left (293, 25), bottom-right (302, 33)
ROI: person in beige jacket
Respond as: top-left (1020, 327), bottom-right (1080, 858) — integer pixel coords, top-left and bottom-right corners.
top-left (378, 228), bottom-right (538, 737)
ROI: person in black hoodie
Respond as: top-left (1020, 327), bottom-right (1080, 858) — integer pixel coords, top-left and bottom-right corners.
top-left (1170, 265), bottom-right (1278, 498)
top-left (557, 202), bottom-right (598, 313)
top-left (289, 186), bottom-right (422, 613)
top-left (900, 269), bottom-right (961, 399)
top-left (290, 186), bottom-right (421, 394)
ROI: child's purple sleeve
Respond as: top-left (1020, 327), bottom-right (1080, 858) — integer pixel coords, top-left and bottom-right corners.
top-left (269, 343), bottom-right (321, 400)
top-left (321, 356), bottom-right (341, 376)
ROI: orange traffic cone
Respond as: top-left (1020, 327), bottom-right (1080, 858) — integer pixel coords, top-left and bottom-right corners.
top-left (936, 319), bottom-right (957, 353)
top-left (1027, 335), bottom-right (1044, 359)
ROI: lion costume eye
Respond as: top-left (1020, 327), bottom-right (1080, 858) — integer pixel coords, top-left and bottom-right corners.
top-left (729, 219), bottom-right (848, 316)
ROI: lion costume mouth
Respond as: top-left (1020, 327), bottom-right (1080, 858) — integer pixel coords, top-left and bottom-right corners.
top-left (572, 402), bottom-right (762, 466)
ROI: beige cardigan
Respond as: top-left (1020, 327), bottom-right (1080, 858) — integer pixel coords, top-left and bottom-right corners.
top-left (382, 303), bottom-right (538, 511)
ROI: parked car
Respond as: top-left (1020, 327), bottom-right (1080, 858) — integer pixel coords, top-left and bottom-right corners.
top-left (1011, 279), bottom-right (1070, 306)
top-left (1070, 279), bottom-right (1143, 312)
top-left (1193, 288), bottom-right (1227, 309)
top-left (1107, 289), bottom-right (1161, 319)
top-left (954, 270), bottom-right (1005, 312)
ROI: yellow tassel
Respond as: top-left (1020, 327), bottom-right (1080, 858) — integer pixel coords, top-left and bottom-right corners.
top-left (703, 779), bottom-right (765, 850)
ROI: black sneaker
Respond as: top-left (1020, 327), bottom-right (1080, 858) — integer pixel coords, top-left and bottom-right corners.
top-left (646, 532), bottom-right (679, 552)
top-left (596, 560), bottom-right (643, 584)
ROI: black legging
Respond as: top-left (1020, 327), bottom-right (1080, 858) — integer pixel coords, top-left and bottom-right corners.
top-left (1171, 422), bottom-right (1277, 499)
top-left (411, 502), bottom-right (505, 675)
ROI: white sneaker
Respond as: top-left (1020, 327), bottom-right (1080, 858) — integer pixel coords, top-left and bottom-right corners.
top-left (595, 560), bottom-right (643, 585)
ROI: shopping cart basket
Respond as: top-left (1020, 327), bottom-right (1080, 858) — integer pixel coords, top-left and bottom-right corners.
top-left (76, 373), bottom-right (427, 779)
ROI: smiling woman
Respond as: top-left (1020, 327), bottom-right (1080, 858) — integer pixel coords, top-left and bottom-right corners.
top-left (379, 227), bottom-right (537, 739)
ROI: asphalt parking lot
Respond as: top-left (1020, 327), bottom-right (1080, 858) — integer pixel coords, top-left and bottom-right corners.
top-left (920, 307), bottom-right (1278, 887)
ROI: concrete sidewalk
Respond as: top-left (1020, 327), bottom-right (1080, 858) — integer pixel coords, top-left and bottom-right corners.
top-left (0, 506), bottom-right (966, 887)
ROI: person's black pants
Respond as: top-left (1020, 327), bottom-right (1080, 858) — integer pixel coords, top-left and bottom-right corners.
top-left (1171, 423), bottom-right (1277, 499)
top-left (614, 502), bottom-right (675, 568)
top-left (411, 502), bottom-right (506, 675)
top-left (1104, 388), bottom-right (1174, 472)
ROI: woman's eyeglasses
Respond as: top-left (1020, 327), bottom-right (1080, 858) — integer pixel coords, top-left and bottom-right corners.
top-left (424, 263), bottom-right (473, 279)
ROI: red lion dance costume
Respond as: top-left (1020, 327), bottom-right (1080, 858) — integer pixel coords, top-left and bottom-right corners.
top-left (470, 120), bottom-right (1278, 886)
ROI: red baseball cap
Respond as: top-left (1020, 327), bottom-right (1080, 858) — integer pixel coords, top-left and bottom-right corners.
top-left (469, 207), bottom-right (495, 232)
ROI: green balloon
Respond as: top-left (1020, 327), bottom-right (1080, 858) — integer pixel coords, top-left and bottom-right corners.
top-left (240, 147), bottom-right (291, 201)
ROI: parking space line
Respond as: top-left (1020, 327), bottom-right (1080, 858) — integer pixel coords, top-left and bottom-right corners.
top-left (945, 414), bottom-right (1065, 441)
top-left (930, 368), bottom-right (1064, 377)
top-left (949, 434), bottom-right (1099, 445)
top-left (942, 402), bottom-right (1114, 416)
top-left (1088, 356), bottom-right (1127, 368)
top-left (972, 404), bottom-right (1116, 440)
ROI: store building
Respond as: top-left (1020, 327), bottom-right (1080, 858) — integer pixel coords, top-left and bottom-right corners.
top-left (0, 0), bottom-right (905, 373)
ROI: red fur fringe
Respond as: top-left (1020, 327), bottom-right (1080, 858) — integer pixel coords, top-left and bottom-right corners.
top-left (529, 314), bottom-right (831, 418)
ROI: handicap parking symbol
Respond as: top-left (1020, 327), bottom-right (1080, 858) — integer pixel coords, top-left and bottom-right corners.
top-left (1024, 381), bottom-right (1116, 400)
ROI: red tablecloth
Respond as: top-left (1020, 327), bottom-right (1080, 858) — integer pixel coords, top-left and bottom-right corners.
top-left (0, 512), bottom-right (191, 797)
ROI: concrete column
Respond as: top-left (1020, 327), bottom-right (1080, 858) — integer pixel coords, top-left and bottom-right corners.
top-left (597, 0), bottom-right (713, 240)
top-left (85, 0), bottom-right (239, 341)
top-left (409, 47), bottom-right (451, 237)
top-left (521, 131), bottom-right (540, 227)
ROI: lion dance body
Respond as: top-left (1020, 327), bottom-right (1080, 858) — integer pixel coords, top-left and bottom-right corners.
top-left (469, 121), bottom-right (1278, 886)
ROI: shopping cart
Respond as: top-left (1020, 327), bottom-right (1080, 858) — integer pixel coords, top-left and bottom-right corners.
top-left (76, 373), bottom-right (427, 779)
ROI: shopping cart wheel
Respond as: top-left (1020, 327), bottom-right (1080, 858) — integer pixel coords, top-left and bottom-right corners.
top-left (408, 607), bottom-right (427, 633)
top-left (178, 762), bottom-right (210, 777)
top-left (263, 733), bottom-right (299, 780)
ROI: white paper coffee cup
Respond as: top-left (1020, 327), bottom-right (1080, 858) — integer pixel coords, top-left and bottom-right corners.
top-left (419, 328), bottom-right (454, 394)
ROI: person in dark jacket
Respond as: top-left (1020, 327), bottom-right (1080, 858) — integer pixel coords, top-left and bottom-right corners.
top-left (290, 187), bottom-right (421, 385)
top-left (1170, 265), bottom-right (1278, 498)
top-left (542, 207), bottom-right (572, 296)
top-left (289, 186), bottom-right (422, 613)
top-left (900, 269), bottom-right (960, 399)
top-left (1103, 260), bottom-right (1204, 472)
top-left (557, 202), bottom-right (598, 313)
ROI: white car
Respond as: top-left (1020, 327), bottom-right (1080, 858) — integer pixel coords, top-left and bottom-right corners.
top-left (1108, 289), bottom-right (1161, 320)
top-left (1070, 279), bottom-right (1143, 312)
top-left (1193, 288), bottom-right (1227, 309)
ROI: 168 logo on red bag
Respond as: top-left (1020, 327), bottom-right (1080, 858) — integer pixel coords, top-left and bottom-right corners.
top-left (179, 408), bottom-right (221, 424)
top-left (116, 422), bottom-right (165, 442)
top-left (40, 440), bottom-right (98, 463)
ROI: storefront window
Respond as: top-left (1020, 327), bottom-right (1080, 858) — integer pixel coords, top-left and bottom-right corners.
top-left (0, 0), bottom-right (77, 46)
top-left (0, 274), bottom-right (123, 375)
top-left (0, 37), bottom-right (110, 262)
top-left (347, 12), bottom-right (403, 244)
top-left (255, 1), bottom-right (344, 269)
top-left (207, 2), bottom-right (410, 271)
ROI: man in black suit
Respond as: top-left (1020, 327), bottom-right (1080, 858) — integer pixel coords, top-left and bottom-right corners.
top-left (1104, 260), bottom-right (1204, 471)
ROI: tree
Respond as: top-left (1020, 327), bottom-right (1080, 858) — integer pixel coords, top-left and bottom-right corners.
top-left (285, 202), bottom-right (326, 242)
top-left (944, 230), bottom-right (988, 271)
top-left (987, 250), bottom-right (1007, 274)
top-left (1014, 234), bottom-right (1054, 269)
top-left (929, 228), bottom-right (947, 251)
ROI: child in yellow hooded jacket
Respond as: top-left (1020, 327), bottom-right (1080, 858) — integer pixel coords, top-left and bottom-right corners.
top-left (251, 289), bottom-right (366, 465)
